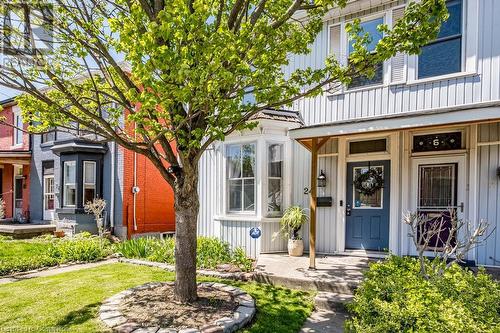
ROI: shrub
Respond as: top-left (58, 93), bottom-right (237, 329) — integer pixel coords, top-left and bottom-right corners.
top-left (116, 236), bottom-right (254, 271)
top-left (345, 255), bottom-right (500, 333)
top-left (46, 234), bottom-right (112, 262)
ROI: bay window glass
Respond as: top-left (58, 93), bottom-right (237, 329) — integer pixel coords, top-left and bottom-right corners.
top-left (63, 161), bottom-right (76, 207)
top-left (348, 17), bottom-right (384, 88)
top-left (267, 144), bottom-right (283, 216)
top-left (83, 161), bottom-right (96, 204)
top-left (227, 143), bottom-right (256, 212)
top-left (418, 0), bottom-right (462, 79)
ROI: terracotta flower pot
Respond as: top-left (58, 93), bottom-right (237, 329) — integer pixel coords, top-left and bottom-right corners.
top-left (288, 239), bottom-right (304, 257)
top-left (54, 230), bottom-right (65, 238)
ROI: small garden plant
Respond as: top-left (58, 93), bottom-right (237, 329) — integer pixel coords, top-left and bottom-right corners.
top-left (115, 236), bottom-right (254, 272)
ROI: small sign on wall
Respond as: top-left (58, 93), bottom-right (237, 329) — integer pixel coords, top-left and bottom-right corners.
top-left (249, 227), bottom-right (261, 239)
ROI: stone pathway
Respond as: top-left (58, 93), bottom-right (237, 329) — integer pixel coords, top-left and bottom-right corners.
top-left (0, 258), bottom-right (118, 285)
top-left (301, 309), bottom-right (349, 333)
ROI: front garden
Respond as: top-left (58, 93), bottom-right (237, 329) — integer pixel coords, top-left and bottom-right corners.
top-left (0, 262), bottom-right (313, 333)
top-left (0, 234), bottom-right (253, 277)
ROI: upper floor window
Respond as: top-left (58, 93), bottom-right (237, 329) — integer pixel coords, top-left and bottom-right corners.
top-left (348, 17), bottom-right (384, 89)
top-left (63, 160), bottom-right (76, 207)
top-left (227, 143), bottom-right (256, 213)
top-left (13, 112), bottom-right (23, 145)
top-left (267, 144), bottom-right (283, 217)
top-left (41, 131), bottom-right (56, 143)
top-left (418, 0), bottom-right (462, 79)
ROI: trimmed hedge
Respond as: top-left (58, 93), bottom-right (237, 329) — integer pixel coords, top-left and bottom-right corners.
top-left (346, 255), bottom-right (500, 333)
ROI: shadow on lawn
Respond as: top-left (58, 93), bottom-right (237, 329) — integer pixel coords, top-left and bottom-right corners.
top-left (56, 302), bottom-right (102, 327)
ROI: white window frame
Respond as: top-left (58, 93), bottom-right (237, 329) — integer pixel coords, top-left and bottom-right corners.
top-left (225, 141), bottom-right (257, 214)
top-left (416, 0), bottom-right (464, 80)
top-left (63, 160), bottom-right (76, 207)
top-left (266, 142), bottom-right (284, 217)
top-left (344, 12), bottom-right (387, 92)
top-left (82, 161), bottom-right (97, 204)
top-left (407, 0), bottom-right (478, 84)
top-left (12, 107), bottom-right (23, 147)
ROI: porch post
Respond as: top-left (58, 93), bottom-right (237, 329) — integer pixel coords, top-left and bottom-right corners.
top-left (309, 138), bottom-right (318, 270)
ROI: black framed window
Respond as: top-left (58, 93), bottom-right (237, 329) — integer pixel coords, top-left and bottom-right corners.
top-left (418, 0), bottom-right (462, 79)
top-left (59, 153), bottom-right (103, 210)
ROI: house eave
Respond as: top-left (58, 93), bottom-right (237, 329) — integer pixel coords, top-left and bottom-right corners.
top-left (290, 100), bottom-right (500, 140)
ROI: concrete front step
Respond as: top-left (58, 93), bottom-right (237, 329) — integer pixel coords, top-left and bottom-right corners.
top-left (314, 292), bottom-right (354, 311)
top-left (253, 273), bottom-right (358, 294)
top-left (300, 309), bottom-right (349, 333)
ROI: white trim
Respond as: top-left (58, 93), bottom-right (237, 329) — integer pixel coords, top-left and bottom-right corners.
top-left (289, 105), bottom-right (500, 139)
top-left (468, 124), bottom-right (478, 263)
top-left (477, 141), bottom-right (500, 146)
top-left (409, 154), bottom-right (468, 257)
top-left (43, 174), bottom-right (55, 221)
top-left (335, 136), bottom-right (347, 253)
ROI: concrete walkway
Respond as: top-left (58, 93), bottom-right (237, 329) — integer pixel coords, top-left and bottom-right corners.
top-left (255, 253), bottom-right (372, 332)
top-left (0, 258), bottom-right (118, 285)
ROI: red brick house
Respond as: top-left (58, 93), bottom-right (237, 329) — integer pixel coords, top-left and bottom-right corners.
top-left (0, 98), bottom-right (31, 222)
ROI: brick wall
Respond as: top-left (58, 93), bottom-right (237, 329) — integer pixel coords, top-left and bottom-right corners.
top-left (121, 145), bottom-right (175, 237)
top-left (0, 105), bottom-right (30, 150)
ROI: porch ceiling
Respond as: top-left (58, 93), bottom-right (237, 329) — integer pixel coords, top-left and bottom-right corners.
top-left (291, 100), bottom-right (500, 144)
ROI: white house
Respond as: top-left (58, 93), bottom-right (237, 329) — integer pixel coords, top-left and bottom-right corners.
top-left (196, 0), bottom-right (500, 268)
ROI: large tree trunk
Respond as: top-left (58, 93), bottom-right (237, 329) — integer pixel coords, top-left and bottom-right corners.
top-left (173, 166), bottom-right (200, 303)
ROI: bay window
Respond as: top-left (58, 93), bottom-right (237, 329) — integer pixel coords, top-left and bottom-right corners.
top-left (227, 143), bottom-right (256, 213)
top-left (83, 161), bottom-right (96, 204)
top-left (63, 161), bottom-right (76, 207)
top-left (267, 144), bottom-right (283, 216)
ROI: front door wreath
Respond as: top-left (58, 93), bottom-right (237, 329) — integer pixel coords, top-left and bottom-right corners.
top-left (354, 167), bottom-right (384, 196)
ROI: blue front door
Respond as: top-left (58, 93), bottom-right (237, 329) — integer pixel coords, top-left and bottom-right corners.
top-left (345, 160), bottom-right (390, 251)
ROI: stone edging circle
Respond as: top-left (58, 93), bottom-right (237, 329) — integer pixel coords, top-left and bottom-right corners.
top-left (99, 282), bottom-right (256, 333)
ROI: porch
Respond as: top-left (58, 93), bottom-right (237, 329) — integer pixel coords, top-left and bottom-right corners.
top-left (0, 222), bottom-right (55, 239)
top-left (254, 253), bottom-right (371, 293)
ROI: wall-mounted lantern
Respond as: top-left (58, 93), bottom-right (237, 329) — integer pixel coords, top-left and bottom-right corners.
top-left (317, 170), bottom-right (327, 197)
top-left (497, 167), bottom-right (500, 178)
top-left (316, 170), bottom-right (332, 207)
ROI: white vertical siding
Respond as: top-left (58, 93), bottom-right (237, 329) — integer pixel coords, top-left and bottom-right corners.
top-left (197, 147), bottom-right (219, 237)
top-left (477, 123), bottom-right (500, 266)
top-left (286, 0), bottom-right (500, 127)
top-left (220, 220), bottom-right (261, 259)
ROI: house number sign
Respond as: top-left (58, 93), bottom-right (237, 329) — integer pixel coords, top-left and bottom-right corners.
top-left (249, 227), bottom-right (262, 239)
top-left (413, 132), bottom-right (462, 153)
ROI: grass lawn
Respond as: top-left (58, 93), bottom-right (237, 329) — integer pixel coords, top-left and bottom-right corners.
top-left (0, 262), bottom-right (314, 333)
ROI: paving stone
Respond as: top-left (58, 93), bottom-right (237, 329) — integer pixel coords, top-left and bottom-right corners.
top-left (178, 329), bottom-right (200, 333)
top-left (114, 322), bottom-right (141, 333)
top-left (99, 310), bottom-right (122, 320)
top-left (103, 315), bottom-right (128, 327)
top-left (200, 324), bottom-right (223, 333)
top-left (234, 306), bottom-right (255, 328)
top-left (132, 327), bottom-right (160, 333)
top-left (235, 294), bottom-right (255, 308)
top-left (156, 328), bottom-right (177, 333)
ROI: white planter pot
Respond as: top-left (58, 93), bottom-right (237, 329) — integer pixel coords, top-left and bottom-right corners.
top-left (288, 239), bottom-right (304, 257)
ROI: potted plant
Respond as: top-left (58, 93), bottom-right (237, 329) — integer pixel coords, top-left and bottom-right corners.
top-left (279, 206), bottom-right (309, 256)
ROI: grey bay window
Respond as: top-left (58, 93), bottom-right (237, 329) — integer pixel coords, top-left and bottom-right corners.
top-left (349, 17), bottom-right (384, 89)
top-left (227, 143), bottom-right (256, 213)
top-left (267, 144), bottom-right (283, 216)
top-left (418, 0), bottom-right (462, 79)
top-left (63, 161), bottom-right (76, 207)
top-left (83, 161), bottom-right (96, 204)
top-left (59, 153), bottom-right (103, 210)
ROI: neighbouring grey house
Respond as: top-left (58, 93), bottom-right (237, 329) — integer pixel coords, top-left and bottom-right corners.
top-left (195, 0), bottom-right (500, 269)
top-left (29, 130), bottom-right (125, 236)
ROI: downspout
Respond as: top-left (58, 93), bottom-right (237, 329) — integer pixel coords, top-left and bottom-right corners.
top-left (133, 123), bottom-right (138, 231)
top-left (110, 141), bottom-right (115, 229)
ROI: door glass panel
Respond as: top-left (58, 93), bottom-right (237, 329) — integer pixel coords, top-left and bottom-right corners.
top-left (418, 164), bottom-right (456, 210)
top-left (353, 166), bottom-right (383, 208)
top-left (417, 164), bottom-right (458, 249)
